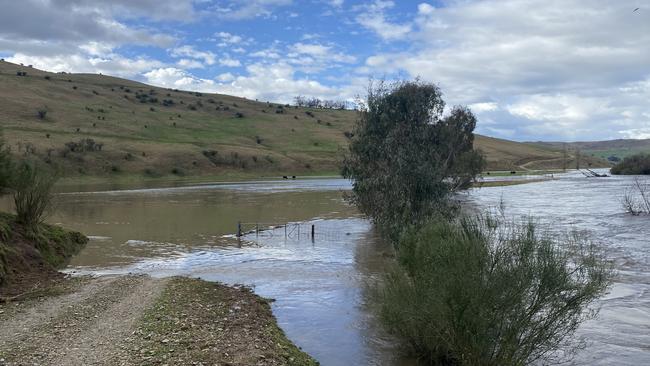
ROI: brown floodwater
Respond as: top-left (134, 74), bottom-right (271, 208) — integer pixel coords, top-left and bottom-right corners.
top-left (0, 179), bottom-right (415, 366)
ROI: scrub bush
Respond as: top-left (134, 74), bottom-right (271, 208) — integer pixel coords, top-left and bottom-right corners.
top-left (378, 216), bottom-right (611, 366)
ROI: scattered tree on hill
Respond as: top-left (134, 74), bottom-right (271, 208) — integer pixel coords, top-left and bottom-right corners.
top-left (37, 109), bottom-right (47, 119)
top-left (294, 96), bottom-right (349, 109)
top-left (342, 80), bottom-right (485, 239)
top-left (64, 138), bottom-right (103, 153)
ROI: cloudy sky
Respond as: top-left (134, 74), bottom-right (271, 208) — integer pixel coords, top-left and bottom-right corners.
top-left (0, 0), bottom-right (648, 141)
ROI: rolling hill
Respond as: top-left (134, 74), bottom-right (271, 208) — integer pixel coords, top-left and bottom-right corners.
top-left (0, 60), bottom-right (606, 182)
top-left (531, 139), bottom-right (650, 162)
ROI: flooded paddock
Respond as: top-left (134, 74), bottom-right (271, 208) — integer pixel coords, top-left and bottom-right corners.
top-left (2, 173), bottom-right (648, 365)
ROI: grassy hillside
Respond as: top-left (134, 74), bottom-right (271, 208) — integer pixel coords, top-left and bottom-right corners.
top-left (532, 139), bottom-right (650, 162)
top-left (0, 60), bottom-right (605, 182)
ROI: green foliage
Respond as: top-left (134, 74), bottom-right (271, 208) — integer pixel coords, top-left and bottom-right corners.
top-left (378, 216), bottom-right (611, 366)
top-left (342, 80), bottom-right (485, 240)
top-left (0, 138), bottom-right (13, 194)
top-left (11, 162), bottom-right (58, 230)
top-left (610, 153), bottom-right (650, 175)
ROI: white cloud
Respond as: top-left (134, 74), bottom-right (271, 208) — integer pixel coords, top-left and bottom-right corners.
top-left (356, 0), bottom-right (650, 140)
top-left (213, 62), bottom-right (349, 103)
top-left (469, 102), bottom-right (499, 114)
top-left (356, 1), bottom-right (412, 41)
top-left (217, 72), bottom-right (236, 82)
top-left (215, 32), bottom-right (244, 46)
top-left (177, 58), bottom-right (205, 69)
top-left (219, 57), bottom-right (242, 67)
top-left (7, 52), bottom-right (164, 78)
top-left (144, 67), bottom-right (216, 91)
top-left (211, 0), bottom-right (293, 20)
top-left (170, 45), bottom-right (216, 66)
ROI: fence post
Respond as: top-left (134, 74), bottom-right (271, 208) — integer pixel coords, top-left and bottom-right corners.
top-left (256, 223), bottom-right (259, 237)
top-left (311, 224), bottom-right (315, 238)
top-left (237, 221), bottom-right (242, 238)
top-left (284, 224), bottom-right (287, 239)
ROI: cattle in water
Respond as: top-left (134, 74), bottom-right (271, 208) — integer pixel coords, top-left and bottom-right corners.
top-left (510, 171), bottom-right (516, 174)
top-left (292, 176), bottom-right (296, 179)
top-left (282, 176), bottom-right (288, 179)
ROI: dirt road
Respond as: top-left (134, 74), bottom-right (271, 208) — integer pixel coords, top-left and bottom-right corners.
top-left (0, 275), bottom-right (316, 366)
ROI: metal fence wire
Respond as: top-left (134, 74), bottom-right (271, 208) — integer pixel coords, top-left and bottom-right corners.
top-left (236, 222), bottom-right (349, 241)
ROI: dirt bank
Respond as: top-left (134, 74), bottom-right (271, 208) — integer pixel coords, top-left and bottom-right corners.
top-left (0, 275), bottom-right (318, 366)
top-left (0, 212), bottom-right (88, 298)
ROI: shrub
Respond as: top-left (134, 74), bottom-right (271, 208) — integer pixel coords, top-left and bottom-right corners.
top-left (0, 138), bottom-right (13, 194)
top-left (379, 216), bottom-right (611, 366)
top-left (64, 138), bottom-right (103, 153)
top-left (37, 110), bottom-right (47, 119)
top-left (11, 163), bottom-right (58, 229)
top-left (235, 112), bottom-right (244, 118)
top-left (621, 177), bottom-right (650, 215)
top-left (610, 153), bottom-right (650, 175)
top-left (171, 167), bottom-right (184, 176)
top-left (255, 136), bottom-right (263, 144)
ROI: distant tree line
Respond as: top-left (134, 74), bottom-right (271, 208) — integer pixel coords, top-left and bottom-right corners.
top-left (293, 96), bottom-right (351, 110)
top-left (611, 153), bottom-right (650, 175)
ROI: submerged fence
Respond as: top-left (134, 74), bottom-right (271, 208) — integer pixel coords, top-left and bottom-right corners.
top-left (236, 221), bottom-right (350, 242)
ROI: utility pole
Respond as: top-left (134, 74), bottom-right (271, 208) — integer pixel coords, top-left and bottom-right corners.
top-left (575, 148), bottom-right (581, 170)
top-left (562, 144), bottom-right (568, 172)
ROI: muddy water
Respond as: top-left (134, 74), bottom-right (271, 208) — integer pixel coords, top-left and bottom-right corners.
top-left (1, 174), bottom-right (648, 365)
top-left (0, 179), bottom-right (413, 366)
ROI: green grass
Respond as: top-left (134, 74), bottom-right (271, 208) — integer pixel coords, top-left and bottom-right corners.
top-left (585, 148), bottom-right (650, 160)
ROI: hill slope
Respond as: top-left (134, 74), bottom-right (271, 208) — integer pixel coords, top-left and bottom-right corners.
top-left (531, 139), bottom-right (650, 162)
top-left (0, 61), bottom-right (604, 181)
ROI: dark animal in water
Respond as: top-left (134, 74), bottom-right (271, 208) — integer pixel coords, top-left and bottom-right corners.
top-left (282, 176), bottom-right (288, 179)
top-left (292, 175), bottom-right (296, 179)
top-left (510, 171), bottom-right (516, 174)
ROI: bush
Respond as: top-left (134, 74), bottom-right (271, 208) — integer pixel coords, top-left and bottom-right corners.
top-left (610, 153), bottom-right (650, 175)
top-left (379, 216), bottom-right (611, 366)
top-left (621, 177), bottom-right (650, 215)
top-left (37, 110), bottom-right (47, 119)
top-left (11, 163), bottom-right (58, 229)
top-left (64, 138), bottom-right (103, 153)
top-left (0, 138), bottom-right (13, 193)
